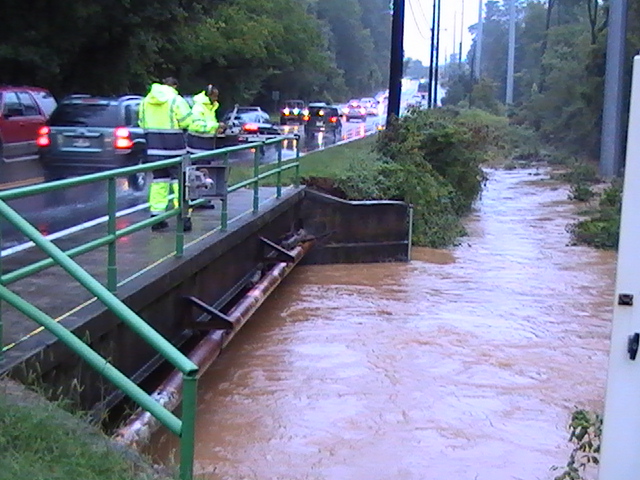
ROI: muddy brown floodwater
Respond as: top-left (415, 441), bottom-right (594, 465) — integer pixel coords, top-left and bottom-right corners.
top-left (151, 168), bottom-right (617, 480)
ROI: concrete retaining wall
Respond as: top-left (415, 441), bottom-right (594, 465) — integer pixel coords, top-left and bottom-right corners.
top-left (5, 188), bottom-right (410, 411)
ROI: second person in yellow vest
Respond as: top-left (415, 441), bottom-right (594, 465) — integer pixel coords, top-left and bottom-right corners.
top-left (187, 85), bottom-right (225, 154)
top-left (187, 85), bottom-right (226, 209)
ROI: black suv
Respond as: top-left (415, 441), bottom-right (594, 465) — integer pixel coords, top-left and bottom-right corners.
top-left (38, 94), bottom-right (148, 190)
top-left (303, 104), bottom-right (342, 138)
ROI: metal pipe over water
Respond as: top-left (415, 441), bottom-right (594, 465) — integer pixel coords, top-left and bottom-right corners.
top-left (114, 239), bottom-right (315, 447)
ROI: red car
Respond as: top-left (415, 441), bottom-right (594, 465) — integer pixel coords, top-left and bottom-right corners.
top-left (0, 86), bottom-right (57, 188)
top-left (1, 86), bottom-right (56, 162)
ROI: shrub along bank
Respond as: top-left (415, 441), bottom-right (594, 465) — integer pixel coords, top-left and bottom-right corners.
top-left (232, 107), bottom-right (528, 248)
top-left (332, 108), bottom-right (522, 247)
top-left (545, 156), bottom-right (622, 250)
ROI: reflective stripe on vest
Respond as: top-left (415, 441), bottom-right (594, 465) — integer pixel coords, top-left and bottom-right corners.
top-left (145, 131), bottom-right (186, 157)
top-left (186, 132), bottom-right (217, 154)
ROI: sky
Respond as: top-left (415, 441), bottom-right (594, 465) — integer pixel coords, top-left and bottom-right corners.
top-left (403, 0), bottom-right (480, 65)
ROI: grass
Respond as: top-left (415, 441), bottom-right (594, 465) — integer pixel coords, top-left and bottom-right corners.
top-left (0, 379), bottom-right (165, 480)
top-left (227, 134), bottom-right (378, 187)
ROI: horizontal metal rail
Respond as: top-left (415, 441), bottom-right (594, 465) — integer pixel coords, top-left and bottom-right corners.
top-left (0, 141), bottom-right (266, 201)
top-left (0, 284), bottom-right (184, 435)
top-left (0, 134), bottom-right (301, 479)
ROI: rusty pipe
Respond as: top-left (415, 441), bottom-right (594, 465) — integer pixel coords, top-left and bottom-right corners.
top-left (114, 240), bottom-right (314, 447)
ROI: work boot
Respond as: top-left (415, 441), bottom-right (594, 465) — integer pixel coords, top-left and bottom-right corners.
top-left (151, 218), bottom-right (169, 232)
top-left (183, 217), bottom-right (193, 232)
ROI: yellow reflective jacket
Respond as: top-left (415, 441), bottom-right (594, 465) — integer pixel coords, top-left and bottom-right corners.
top-left (188, 92), bottom-right (220, 134)
top-left (138, 84), bottom-right (192, 131)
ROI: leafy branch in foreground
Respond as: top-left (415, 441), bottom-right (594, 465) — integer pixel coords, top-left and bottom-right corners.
top-left (552, 409), bottom-right (602, 480)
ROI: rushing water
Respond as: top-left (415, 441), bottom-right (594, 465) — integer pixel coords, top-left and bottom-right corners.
top-left (152, 168), bottom-right (616, 479)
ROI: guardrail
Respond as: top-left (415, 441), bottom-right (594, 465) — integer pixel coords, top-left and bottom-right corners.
top-left (0, 135), bottom-right (300, 480)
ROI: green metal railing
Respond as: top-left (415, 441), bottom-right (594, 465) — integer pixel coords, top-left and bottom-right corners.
top-left (0, 135), bottom-right (300, 479)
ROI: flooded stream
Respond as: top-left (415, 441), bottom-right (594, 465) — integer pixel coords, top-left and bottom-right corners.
top-left (152, 168), bottom-right (616, 479)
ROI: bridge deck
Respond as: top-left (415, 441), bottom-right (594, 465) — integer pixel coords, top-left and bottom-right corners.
top-left (0, 186), bottom-right (301, 367)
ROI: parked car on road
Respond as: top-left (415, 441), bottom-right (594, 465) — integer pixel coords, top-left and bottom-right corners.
top-left (344, 101), bottom-right (367, 122)
top-left (222, 106), bottom-right (281, 144)
top-left (303, 103), bottom-right (342, 139)
top-left (360, 97), bottom-right (379, 116)
top-left (1, 86), bottom-right (58, 189)
top-left (1, 86), bottom-right (57, 163)
top-left (38, 94), bottom-right (148, 190)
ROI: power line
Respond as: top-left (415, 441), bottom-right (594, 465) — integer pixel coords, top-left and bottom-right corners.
top-left (413, 0), bottom-right (431, 27)
top-left (407, 0), bottom-right (429, 41)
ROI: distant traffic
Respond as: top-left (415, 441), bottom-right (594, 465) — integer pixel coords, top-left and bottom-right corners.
top-left (0, 82), bottom-right (442, 193)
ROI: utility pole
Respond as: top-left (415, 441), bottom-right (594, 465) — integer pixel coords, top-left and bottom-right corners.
top-left (433, 0), bottom-right (442, 106)
top-left (459, 0), bottom-right (465, 63)
top-left (428, 0), bottom-right (437, 108)
top-left (453, 11), bottom-right (458, 64)
top-left (387, 0), bottom-right (405, 122)
top-left (506, 0), bottom-right (516, 104)
top-left (599, 0), bottom-right (628, 177)
top-left (474, 0), bottom-right (484, 79)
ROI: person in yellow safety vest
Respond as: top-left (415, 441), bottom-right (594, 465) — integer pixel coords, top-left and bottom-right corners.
top-left (186, 85), bottom-right (226, 209)
top-left (187, 85), bottom-right (226, 154)
top-left (138, 77), bottom-right (193, 232)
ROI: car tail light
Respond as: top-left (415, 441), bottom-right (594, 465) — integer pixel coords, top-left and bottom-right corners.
top-left (283, 108), bottom-right (290, 115)
top-left (114, 127), bottom-right (133, 149)
top-left (243, 123), bottom-right (259, 132)
top-left (36, 126), bottom-right (50, 147)
top-left (303, 115), bottom-right (310, 121)
top-left (329, 116), bottom-right (338, 123)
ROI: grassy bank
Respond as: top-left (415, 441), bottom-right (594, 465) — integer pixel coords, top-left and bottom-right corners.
top-left (0, 379), bottom-right (165, 480)
top-left (539, 156), bottom-right (622, 251)
top-left (228, 134), bottom-right (378, 186)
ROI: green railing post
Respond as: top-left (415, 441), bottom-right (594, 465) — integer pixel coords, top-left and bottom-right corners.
top-left (276, 140), bottom-right (283, 199)
top-left (176, 155), bottom-right (188, 258)
top-left (253, 146), bottom-right (260, 213)
top-left (294, 162), bottom-right (301, 187)
top-left (180, 373), bottom-right (198, 480)
top-left (295, 134), bottom-right (301, 159)
top-left (107, 178), bottom-right (117, 293)
top-left (221, 152), bottom-right (229, 230)
top-left (220, 198), bottom-right (228, 231)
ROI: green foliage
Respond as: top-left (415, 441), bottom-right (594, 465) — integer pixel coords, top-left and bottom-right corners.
top-left (568, 181), bottom-right (622, 250)
top-left (372, 108), bottom-right (520, 247)
top-left (569, 183), bottom-right (595, 202)
top-left (0, 393), bottom-right (155, 480)
top-left (552, 409), bottom-right (602, 480)
top-left (0, 0), bottom-right (390, 105)
top-left (555, 159), bottom-right (599, 185)
top-left (455, 0), bottom-right (640, 161)
top-left (333, 147), bottom-right (466, 248)
top-left (377, 109), bottom-right (491, 215)
top-left (333, 154), bottom-right (394, 201)
top-left (469, 79), bottom-right (505, 116)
